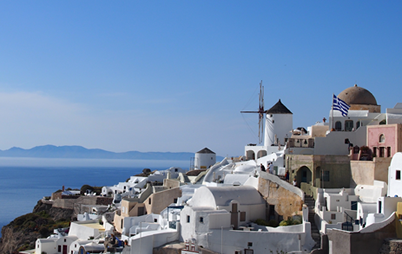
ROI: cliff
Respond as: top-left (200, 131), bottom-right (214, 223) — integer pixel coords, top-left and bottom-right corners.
top-left (0, 200), bottom-right (74, 254)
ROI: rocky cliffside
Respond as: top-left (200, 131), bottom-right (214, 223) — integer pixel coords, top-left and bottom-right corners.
top-left (0, 200), bottom-right (74, 254)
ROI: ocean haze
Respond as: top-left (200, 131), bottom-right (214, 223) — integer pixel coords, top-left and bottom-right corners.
top-left (0, 145), bottom-right (224, 161)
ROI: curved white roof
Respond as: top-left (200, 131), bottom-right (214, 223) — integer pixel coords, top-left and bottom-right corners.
top-left (190, 185), bottom-right (264, 208)
top-left (390, 152), bottom-right (402, 168)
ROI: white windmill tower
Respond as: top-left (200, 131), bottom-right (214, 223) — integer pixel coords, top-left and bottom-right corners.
top-left (241, 81), bottom-right (293, 154)
top-left (264, 99), bottom-right (293, 147)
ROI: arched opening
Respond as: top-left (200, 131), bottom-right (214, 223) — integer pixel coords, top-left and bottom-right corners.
top-left (257, 150), bottom-right (267, 159)
top-left (345, 120), bottom-right (354, 131)
top-left (296, 166), bottom-right (312, 186)
top-left (335, 121), bottom-right (342, 131)
top-left (246, 150), bottom-right (255, 160)
top-left (356, 121), bottom-right (361, 129)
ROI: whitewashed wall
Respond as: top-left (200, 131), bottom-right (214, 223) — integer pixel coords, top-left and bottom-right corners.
top-left (265, 113), bottom-right (293, 147)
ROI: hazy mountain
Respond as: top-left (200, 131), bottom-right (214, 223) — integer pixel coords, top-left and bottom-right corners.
top-left (0, 145), bottom-right (202, 161)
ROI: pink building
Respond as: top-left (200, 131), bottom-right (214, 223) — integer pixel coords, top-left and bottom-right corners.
top-left (367, 124), bottom-right (402, 158)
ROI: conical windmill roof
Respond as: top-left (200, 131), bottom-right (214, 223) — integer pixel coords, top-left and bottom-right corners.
top-left (196, 147), bottom-right (215, 154)
top-left (265, 99), bottom-right (292, 114)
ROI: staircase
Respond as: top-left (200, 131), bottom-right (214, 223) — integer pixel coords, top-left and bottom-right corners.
top-left (304, 195), bottom-right (321, 249)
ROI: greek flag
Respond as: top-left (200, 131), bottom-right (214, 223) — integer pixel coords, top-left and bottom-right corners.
top-left (333, 94), bottom-right (350, 117)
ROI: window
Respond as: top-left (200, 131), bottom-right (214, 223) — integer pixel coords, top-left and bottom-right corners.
top-left (323, 171), bottom-right (330, 182)
top-left (199, 217), bottom-right (204, 223)
top-left (240, 212), bottom-right (246, 222)
top-left (396, 170), bottom-right (401, 180)
top-left (379, 201), bottom-right (382, 214)
top-left (187, 215), bottom-right (190, 223)
top-left (380, 147), bottom-right (385, 157)
top-left (373, 147), bottom-right (377, 157)
top-left (58, 245), bottom-right (61, 252)
top-left (149, 198), bottom-right (152, 205)
top-left (379, 134), bottom-right (385, 143)
top-left (331, 214), bottom-right (336, 220)
top-left (154, 218), bottom-right (158, 222)
top-left (248, 242), bottom-right (253, 247)
top-left (351, 201), bottom-right (357, 211)
top-left (121, 219), bottom-right (123, 228)
top-left (173, 198), bottom-right (178, 203)
top-left (138, 206), bottom-right (145, 216)
top-left (387, 147), bottom-right (391, 157)
top-left (345, 120), bottom-right (354, 131)
top-left (335, 121), bottom-right (342, 131)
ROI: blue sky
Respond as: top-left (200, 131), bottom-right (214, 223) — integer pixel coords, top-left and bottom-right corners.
top-left (0, 1), bottom-right (401, 157)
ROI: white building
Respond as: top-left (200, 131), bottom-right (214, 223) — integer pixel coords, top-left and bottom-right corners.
top-left (35, 235), bottom-right (78, 254)
top-left (314, 180), bottom-right (389, 233)
top-left (388, 152), bottom-right (402, 197)
top-left (194, 147), bottom-right (216, 170)
top-left (101, 167), bottom-right (187, 198)
top-left (244, 99), bottom-right (292, 161)
top-left (180, 185), bottom-right (315, 253)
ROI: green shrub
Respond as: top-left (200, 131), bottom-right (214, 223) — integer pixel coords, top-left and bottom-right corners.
top-left (255, 218), bottom-right (269, 226)
top-left (39, 226), bottom-right (50, 236)
top-left (267, 219), bottom-right (279, 227)
top-left (279, 216), bottom-right (302, 226)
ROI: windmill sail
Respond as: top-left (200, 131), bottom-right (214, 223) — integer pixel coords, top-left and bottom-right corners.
top-left (240, 81), bottom-right (265, 144)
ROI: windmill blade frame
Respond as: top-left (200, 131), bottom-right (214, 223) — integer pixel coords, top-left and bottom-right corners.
top-left (240, 81), bottom-right (265, 145)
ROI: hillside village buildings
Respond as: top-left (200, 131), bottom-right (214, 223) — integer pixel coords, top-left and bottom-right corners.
top-left (32, 84), bottom-right (402, 254)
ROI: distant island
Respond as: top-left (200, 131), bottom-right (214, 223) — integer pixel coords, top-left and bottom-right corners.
top-left (0, 145), bottom-right (224, 161)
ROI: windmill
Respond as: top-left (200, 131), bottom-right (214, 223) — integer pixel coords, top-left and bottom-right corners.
top-left (241, 81), bottom-right (265, 144)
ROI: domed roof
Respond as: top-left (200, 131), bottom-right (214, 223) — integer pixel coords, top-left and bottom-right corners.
top-left (338, 84), bottom-right (377, 105)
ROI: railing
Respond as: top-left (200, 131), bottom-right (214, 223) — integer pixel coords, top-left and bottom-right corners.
top-left (342, 211), bottom-right (355, 231)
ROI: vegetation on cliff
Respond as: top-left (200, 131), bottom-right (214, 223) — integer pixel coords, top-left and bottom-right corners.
top-left (0, 200), bottom-right (73, 254)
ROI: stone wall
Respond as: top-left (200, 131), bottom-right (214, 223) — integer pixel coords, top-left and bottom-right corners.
top-left (379, 239), bottom-right (402, 254)
top-left (350, 157), bottom-right (391, 187)
top-left (327, 215), bottom-right (396, 254)
top-left (258, 176), bottom-right (303, 220)
top-left (286, 154), bottom-right (351, 188)
top-left (53, 196), bottom-right (113, 212)
top-left (144, 187), bottom-right (182, 214)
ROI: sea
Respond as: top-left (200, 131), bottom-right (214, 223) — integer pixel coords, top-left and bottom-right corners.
top-left (0, 157), bottom-right (190, 238)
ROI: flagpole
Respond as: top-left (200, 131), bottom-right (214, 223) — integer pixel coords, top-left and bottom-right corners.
top-left (331, 94), bottom-right (334, 131)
